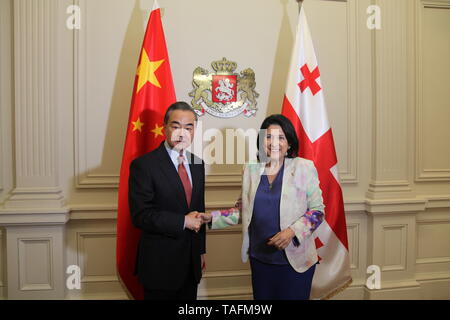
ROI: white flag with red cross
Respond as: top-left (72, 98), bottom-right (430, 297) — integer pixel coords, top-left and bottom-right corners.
top-left (281, 6), bottom-right (352, 300)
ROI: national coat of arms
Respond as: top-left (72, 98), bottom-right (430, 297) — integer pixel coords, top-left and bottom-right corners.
top-left (189, 58), bottom-right (259, 118)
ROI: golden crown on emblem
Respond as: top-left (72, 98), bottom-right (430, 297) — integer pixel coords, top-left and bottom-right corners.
top-left (211, 57), bottom-right (237, 74)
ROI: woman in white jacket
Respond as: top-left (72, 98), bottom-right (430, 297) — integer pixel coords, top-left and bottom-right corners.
top-left (203, 114), bottom-right (325, 300)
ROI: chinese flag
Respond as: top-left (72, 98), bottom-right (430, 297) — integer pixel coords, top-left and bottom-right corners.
top-left (281, 7), bottom-right (352, 299)
top-left (116, 1), bottom-right (176, 300)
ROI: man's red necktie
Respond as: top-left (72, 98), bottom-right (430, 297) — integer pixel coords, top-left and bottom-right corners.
top-left (178, 152), bottom-right (192, 207)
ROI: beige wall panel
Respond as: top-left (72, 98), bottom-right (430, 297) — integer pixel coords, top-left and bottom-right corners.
top-left (66, 220), bottom-right (126, 299)
top-left (205, 189), bottom-right (241, 208)
top-left (347, 222), bottom-right (360, 270)
top-left (370, 214), bottom-right (417, 284)
top-left (78, 233), bottom-right (117, 282)
top-left (417, 222), bottom-right (450, 262)
top-left (198, 275), bottom-right (252, 300)
top-left (344, 211), bottom-right (368, 286)
top-left (18, 239), bottom-right (53, 291)
top-left (418, 279), bottom-right (450, 300)
top-left (382, 225), bottom-right (407, 271)
top-left (205, 227), bottom-right (249, 272)
top-left (201, 226), bottom-right (251, 299)
top-left (74, 0), bottom-right (138, 188)
top-left (416, 208), bottom-right (450, 275)
top-left (369, 0), bottom-right (410, 186)
top-left (5, 225), bottom-right (66, 299)
top-left (417, 3), bottom-right (450, 181)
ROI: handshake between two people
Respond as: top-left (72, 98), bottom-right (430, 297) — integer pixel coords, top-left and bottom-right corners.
top-left (185, 211), bottom-right (212, 233)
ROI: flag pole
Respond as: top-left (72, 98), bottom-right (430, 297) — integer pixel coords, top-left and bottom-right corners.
top-left (297, 0), bottom-right (304, 13)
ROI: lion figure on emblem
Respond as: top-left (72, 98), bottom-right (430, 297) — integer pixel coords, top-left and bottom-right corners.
top-left (189, 67), bottom-right (212, 112)
top-left (238, 68), bottom-right (260, 110)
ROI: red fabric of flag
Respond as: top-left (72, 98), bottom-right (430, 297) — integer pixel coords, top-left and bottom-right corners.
top-left (116, 1), bottom-right (176, 300)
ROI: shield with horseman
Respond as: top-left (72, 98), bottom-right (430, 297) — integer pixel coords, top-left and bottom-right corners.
top-left (212, 75), bottom-right (237, 103)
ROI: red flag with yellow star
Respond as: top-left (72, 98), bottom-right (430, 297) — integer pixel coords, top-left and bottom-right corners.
top-left (116, 1), bottom-right (176, 300)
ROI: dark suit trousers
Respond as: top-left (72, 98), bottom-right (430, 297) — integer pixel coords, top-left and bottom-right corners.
top-left (143, 258), bottom-right (198, 300)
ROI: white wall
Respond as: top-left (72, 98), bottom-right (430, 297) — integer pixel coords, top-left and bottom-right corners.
top-left (0, 0), bottom-right (449, 300)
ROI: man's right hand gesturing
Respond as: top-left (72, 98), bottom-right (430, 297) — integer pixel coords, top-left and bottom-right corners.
top-left (185, 211), bottom-right (202, 232)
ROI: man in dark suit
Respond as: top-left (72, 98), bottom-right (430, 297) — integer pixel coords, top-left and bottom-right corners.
top-left (128, 101), bottom-right (206, 300)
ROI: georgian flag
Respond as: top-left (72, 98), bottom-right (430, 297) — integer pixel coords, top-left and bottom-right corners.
top-left (281, 7), bottom-right (352, 299)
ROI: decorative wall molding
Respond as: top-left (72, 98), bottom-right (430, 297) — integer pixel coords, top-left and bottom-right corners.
top-left (338, 0), bottom-right (359, 184)
top-left (206, 224), bottom-right (242, 236)
top-left (69, 201), bottom-right (239, 221)
top-left (65, 195), bottom-right (450, 222)
top-left (6, 225), bottom-right (65, 299)
top-left (415, 0), bottom-right (450, 182)
top-left (68, 198), bottom-right (444, 218)
top-left (422, 0), bottom-right (450, 8)
top-left (73, 0), bottom-right (121, 189)
top-left (3, 0), bottom-right (66, 209)
top-left (70, 205), bottom-right (117, 221)
top-left (424, 196), bottom-right (450, 208)
top-left (68, 191), bottom-right (450, 221)
top-left (346, 223), bottom-right (360, 270)
top-left (65, 219), bottom-right (126, 299)
top-left (13, 0), bottom-right (56, 185)
top-left (0, 0), bottom-right (13, 194)
top-left (368, 211), bottom-right (418, 287)
top-left (415, 271), bottom-right (450, 282)
top-left (2, 198), bottom-right (449, 300)
top-left (202, 270), bottom-right (251, 279)
top-left (64, 198), bottom-right (450, 300)
top-left (199, 270), bottom-right (252, 300)
top-left (363, 279), bottom-right (421, 300)
top-left (0, 210), bottom-right (69, 226)
top-left (381, 224), bottom-right (408, 272)
top-left (416, 256), bottom-right (450, 265)
top-left (367, 180), bottom-right (412, 199)
top-left (4, 187), bottom-right (66, 210)
top-left (365, 198), bottom-right (427, 215)
top-left (368, 0), bottom-right (413, 197)
top-left (59, 194), bottom-right (450, 228)
top-left (416, 169), bottom-right (450, 182)
top-left (416, 213), bottom-right (450, 268)
top-left (18, 238), bottom-right (53, 291)
top-left (76, 232), bottom-right (118, 284)
top-left (205, 173), bottom-right (242, 188)
top-left (198, 287), bottom-right (253, 300)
